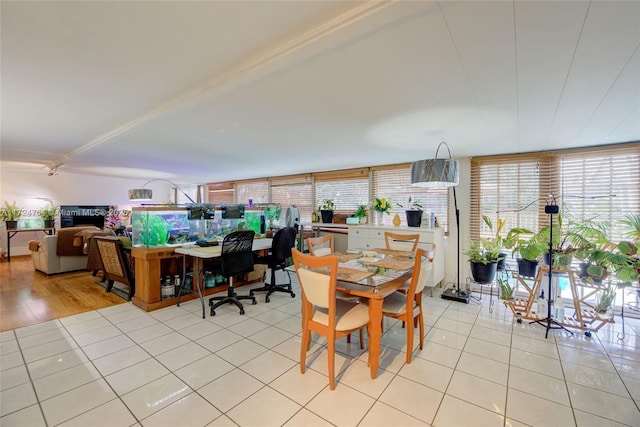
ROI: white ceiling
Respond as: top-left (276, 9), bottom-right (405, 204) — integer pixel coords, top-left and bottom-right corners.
top-left (2, 1), bottom-right (639, 185)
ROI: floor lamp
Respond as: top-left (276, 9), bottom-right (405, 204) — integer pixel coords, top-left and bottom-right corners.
top-left (128, 179), bottom-right (196, 204)
top-left (411, 142), bottom-right (469, 303)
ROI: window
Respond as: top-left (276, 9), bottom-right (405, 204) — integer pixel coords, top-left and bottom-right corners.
top-left (235, 179), bottom-right (269, 205)
top-left (270, 174), bottom-right (313, 223)
top-left (207, 182), bottom-right (234, 205)
top-left (314, 168), bottom-right (369, 214)
top-left (471, 144), bottom-right (640, 241)
top-left (372, 165), bottom-right (449, 230)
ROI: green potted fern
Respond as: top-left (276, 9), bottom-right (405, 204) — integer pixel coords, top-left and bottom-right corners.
top-left (40, 205), bottom-right (58, 229)
top-left (0, 201), bottom-right (23, 230)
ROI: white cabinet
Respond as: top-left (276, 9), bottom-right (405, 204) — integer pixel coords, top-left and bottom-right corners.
top-left (347, 226), bottom-right (444, 287)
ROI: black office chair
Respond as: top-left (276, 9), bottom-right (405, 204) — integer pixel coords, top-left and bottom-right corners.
top-left (208, 230), bottom-right (257, 316)
top-left (250, 227), bottom-right (297, 303)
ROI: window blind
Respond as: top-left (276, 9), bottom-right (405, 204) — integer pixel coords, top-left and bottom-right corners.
top-left (270, 174), bottom-right (313, 223)
top-left (372, 165), bottom-right (449, 230)
top-left (315, 168), bottom-right (369, 214)
top-left (235, 179), bottom-right (269, 205)
top-left (470, 143), bottom-right (640, 242)
top-left (207, 182), bottom-right (234, 205)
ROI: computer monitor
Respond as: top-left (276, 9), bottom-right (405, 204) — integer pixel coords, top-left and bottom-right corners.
top-left (221, 204), bottom-right (245, 219)
top-left (188, 203), bottom-right (216, 220)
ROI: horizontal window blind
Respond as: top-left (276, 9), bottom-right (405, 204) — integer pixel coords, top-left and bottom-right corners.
top-left (271, 175), bottom-right (313, 224)
top-left (372, 166), bottom-right (449, 230)
top-left (235, 179), bottom-right (269, 205)
top-left (471, 143), bottom-right (640, 242)
top-left (315, 173), bottom-right (369, 213)
top-left (207, 182), bottom-right (234, 205)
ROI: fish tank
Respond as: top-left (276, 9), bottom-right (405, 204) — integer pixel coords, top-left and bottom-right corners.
top-left (131, 204), bottom-right (282, 248)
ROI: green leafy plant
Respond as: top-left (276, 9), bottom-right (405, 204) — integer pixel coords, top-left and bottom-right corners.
top-left (39, 205), bottom-right (58, 221)
top-left (0, 201), bottom-right (23, 221)
top-left (463, 239), bottom-right (502, 265)
top-left (506, 228), bottom-right (546, 261)
top-left (594, 283), bottom-right (616, 315)
top-left (496, 271), bottom-right (514, 299)
top-left (319, 199), bottom-right (335, 211)
top-left (354, 204), bottom-right (368, 219)
top-left (135, 214), bottom-right (169, 246)
top-left (397, 196), bottom-right (422, 211)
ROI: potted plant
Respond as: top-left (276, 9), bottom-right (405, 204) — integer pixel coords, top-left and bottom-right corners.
top-left (371, 197), bottom-right (393, 226)
top-left (319, 199), bottom-right (335, 223)
top-left (482, 215), bottom-right (508, 269)
top-left (40, 205), bottom-right (58, 229)
top-left (397, 196), bottom-right (423, 227)
top-left (354, 204), bottom-right (368, 224)
top-left (0, 201), bottom-right (23, 230)
top-left (594, 283), bottom-right (616, 320)
top-left (506, 227), bottom-right (546, 278)
top-left (463, 238), bottom-right (502, 284)
top-left (496, 270), bottom-right (514, 300)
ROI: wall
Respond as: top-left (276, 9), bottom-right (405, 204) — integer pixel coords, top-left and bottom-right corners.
top-left (0, 167), bottom-right (173, 257)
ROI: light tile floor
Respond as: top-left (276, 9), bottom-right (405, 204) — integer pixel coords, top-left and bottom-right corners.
top-left (1, 276), bottom-right (640, 427)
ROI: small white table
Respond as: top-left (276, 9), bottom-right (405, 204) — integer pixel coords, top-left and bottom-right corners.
top-left (175, 238), bottom-right (273, 318)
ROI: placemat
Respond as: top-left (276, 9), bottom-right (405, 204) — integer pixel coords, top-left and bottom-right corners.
top-left (335, 252), bottom-right (362, 263)
top-left (370, 256), bottom-right (414, 271)
top-left (311, 266), bottom-right (374, 283)
top-left (371, 248), bottom-right (414, 258)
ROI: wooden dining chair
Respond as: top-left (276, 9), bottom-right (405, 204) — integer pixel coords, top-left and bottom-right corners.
top-left (384, 232), bottom-right (420, 252)
top-left (292, 248), bottom-right (369, 390)
top-left (382, 247), bottom-right (432, 363)
top-left (306, 234), bottom-right (334, 256)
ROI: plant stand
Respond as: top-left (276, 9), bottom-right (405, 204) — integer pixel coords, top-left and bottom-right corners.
top-left (468, 276), bottom-right (496, 313)
top-left (503, 265), bottom-right (615, 337)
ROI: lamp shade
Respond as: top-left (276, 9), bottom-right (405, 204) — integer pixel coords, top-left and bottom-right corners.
top-left (411, 158), bottom-right (459, 188)
top-left (128, 188), bottom-right (153, 201)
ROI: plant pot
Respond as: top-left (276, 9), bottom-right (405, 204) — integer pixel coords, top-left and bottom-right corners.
top-left (497, 252), bottom-right (507, 271)
top-left (320, 210), bottom-right (334, 224)
top-left (43, 219), bottom-right (55, 229)
top-left (405, 210), bottom-right (422, 227)
top-left (543, 251), bottom-right (572, 267)
top-left (517, 258), bottom-right (538, 278)
top-left (4, 220), bottom-right (17, 230)
top-left (579, 262), bottom-right (609, 283)
top-left (470, 261), bottom-right (498, 284)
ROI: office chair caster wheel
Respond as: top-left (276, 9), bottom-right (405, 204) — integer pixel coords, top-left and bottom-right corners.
top-left (252, 299), bottom-right (257, 305)
top-left (585, 331), bottom-right (592, 338)
top-left (517, 318), bottom-right (523, 324)
top-left (265, 297), bottom-right (270, 303)
top-left (240, 309), bottom-right (245, 315)
top-left (210, 309), bottom-right (216, 317)
top-left (291, 293), bottom-right (295, 298)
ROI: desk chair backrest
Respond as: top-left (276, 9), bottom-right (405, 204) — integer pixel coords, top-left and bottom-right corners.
top-left (221, 230), bottom-right (256, 277)
top-left (307, 234), bottom-right (334, 256)
top-left (271, 227), bottom-right (297, 264)
top-left (384, 232), bottom-right (420, 252)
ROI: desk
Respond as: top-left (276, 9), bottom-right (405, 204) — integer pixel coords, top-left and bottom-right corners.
top-left (175, 238), bottom-right (273, 318)
top-left (311, 250), bottom-right (413, 379)
top-left (6, 228), bottom-right (55, 261)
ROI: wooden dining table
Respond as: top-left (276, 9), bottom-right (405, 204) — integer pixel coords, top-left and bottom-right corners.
top-left (329, 250), bottom-right (414, 379)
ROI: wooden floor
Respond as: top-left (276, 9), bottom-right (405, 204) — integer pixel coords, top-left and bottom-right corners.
top-left (0, 256), bottom-right (126, 332)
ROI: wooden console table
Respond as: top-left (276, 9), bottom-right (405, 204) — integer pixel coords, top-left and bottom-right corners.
top-left (6, 227), bottom-right (55, 261)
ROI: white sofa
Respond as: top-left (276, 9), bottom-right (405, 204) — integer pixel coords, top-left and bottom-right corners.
top-left (29, 226), bottom-right (99, 274)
